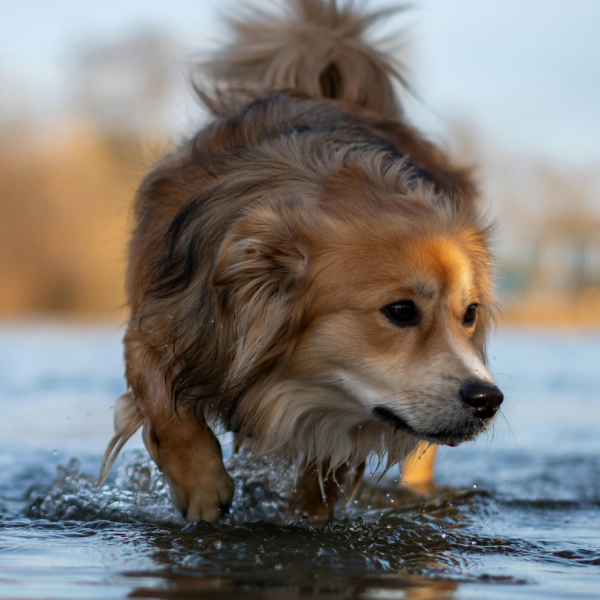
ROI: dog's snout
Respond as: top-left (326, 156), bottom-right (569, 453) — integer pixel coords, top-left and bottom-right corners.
top-left (460, 382), bottom-right (503, 419)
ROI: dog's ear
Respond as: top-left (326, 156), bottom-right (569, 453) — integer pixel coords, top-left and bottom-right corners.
top-left (212, 203), bottom-right (310, 383)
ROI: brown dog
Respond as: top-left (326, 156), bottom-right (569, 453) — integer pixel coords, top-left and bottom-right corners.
top-left (99, 0), bottom-right (503, 523)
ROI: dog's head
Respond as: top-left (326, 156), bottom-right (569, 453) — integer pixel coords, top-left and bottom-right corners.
top-left (212, 171), bottom-right (501, 468)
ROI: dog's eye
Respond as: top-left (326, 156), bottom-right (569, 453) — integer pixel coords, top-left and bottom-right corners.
top-left (383, 300), bottom-right (420, 327)
top-left (463, 304), bottom-right (478, 326)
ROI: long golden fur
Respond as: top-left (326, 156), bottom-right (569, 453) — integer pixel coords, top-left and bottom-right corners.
top-left (100, 0), bottom-right (502, 523)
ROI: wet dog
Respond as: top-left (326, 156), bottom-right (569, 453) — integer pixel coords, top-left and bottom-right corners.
top-left (100, 0), bottom-right (503, 523)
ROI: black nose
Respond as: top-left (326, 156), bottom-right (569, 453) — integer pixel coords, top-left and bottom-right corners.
top-left (461, 382), bottom-right (504, 419)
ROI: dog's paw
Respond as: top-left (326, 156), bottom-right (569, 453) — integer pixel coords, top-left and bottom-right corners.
top-left (168, 461), bottom-right (234, 524)
top-left (140, 417), bottom-right (234, 523)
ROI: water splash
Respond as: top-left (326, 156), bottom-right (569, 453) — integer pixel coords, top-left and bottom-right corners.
top-left (221, 451), bottom-right (296, 526)
top-left (26, 452), bottom-right (183, 526)
top-left (26, 450), bottom-right (303, 527)
top-left (20, 448), bottom-right (596, 592)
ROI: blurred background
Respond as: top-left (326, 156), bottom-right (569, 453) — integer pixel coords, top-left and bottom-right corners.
top-left (1, 0), bottom-right (599, 324)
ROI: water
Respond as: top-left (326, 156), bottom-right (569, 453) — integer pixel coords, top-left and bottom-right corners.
top-left (1, 321), bottom-right (599, 599)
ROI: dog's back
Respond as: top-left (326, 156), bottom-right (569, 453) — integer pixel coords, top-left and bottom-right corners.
top-left (198, 0), bottom-right (472, 194)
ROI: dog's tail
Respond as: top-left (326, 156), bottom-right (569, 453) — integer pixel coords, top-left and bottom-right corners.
top-left (201, 0), bottom-right (408, 118)
top-left (98, 392), bottom-right (144, 486)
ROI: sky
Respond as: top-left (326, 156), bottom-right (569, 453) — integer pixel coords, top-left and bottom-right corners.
top-left (1, 0), bottom-right (599, 165)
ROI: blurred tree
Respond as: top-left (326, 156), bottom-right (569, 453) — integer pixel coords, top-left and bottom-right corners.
top-left (72, 32), bottom-right (178, 141)
top-left (0, 31), bottom-right (186, 314)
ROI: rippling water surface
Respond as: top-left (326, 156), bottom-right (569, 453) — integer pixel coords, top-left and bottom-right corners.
top-left (1, 322), bottom-right (599, 599)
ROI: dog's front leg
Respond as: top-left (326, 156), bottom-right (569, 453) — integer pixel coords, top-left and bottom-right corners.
top-left (125, 337), bottom-right (234, 523)
top-left (142, 403), bottom-right (234, 523)
top-left (296, 462), bottom-right (349, 523)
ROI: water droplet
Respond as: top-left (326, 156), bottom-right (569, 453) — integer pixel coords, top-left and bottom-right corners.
top-left (473, 483), bottom-right (478, 489)
top-left (52, 450), bottom-right (57, 455)
top-left (110, 406), bottom-right (113, 411)
top-left (441, 533), bottom-right (447, 539)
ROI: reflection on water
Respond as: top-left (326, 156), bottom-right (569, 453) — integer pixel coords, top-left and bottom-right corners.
top-left (1, 323), bottom-right (600, 599)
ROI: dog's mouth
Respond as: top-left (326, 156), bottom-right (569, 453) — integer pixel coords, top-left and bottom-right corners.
top-left (372, 406), bottom-right (413, 433)
top-left (372, 406), bottom-right (485, 447)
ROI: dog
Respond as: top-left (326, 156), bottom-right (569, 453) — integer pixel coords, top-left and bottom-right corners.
top-left (99, 0), bottom-right (503, 523)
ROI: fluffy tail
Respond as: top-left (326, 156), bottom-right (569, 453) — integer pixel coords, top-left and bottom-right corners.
top-left (202, 0), bottom-right (408, 118)
top-left (98, 392), bottom-right (144, 486)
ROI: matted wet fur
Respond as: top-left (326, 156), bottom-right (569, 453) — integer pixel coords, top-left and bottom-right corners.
top-left (100, 0), bottom-right (502, 524)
